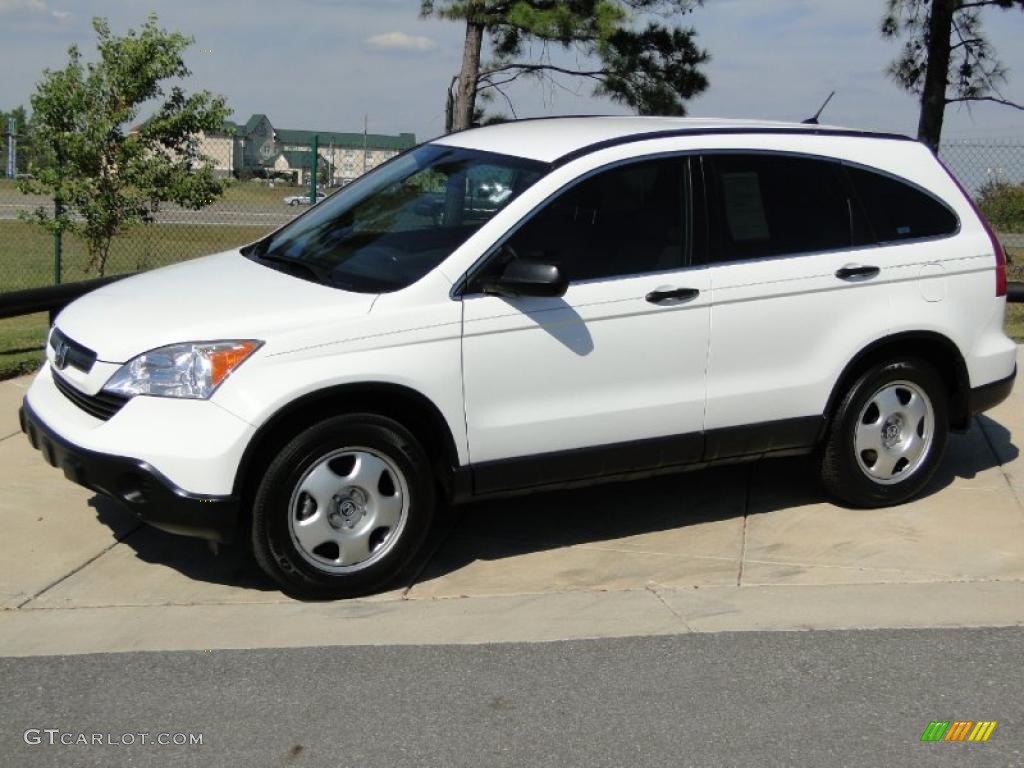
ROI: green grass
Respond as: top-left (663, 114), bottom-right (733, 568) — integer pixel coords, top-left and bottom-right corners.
top-left (0, 219), bottom-right (273, 292)
top-left (0, 313), bottom-right (48, 381)
top-left (0, 219), bottom-right (274, 381)
top-left (220, 179), bottom-right (305, 204)
top-left (1004, 248), bottom-right (1024, 342)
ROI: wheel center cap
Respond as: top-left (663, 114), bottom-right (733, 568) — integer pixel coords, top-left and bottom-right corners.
top-left (883, 417), bottom-right (903, 447)
top-left (329, 488), bottom-right (367, 529)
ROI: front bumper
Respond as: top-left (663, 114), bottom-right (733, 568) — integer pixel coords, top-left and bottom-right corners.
top-left (20, 401), bottom-right (239, 543)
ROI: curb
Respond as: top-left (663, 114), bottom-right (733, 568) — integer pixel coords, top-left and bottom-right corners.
top-left (2, 580), bottom-right (1023, 657)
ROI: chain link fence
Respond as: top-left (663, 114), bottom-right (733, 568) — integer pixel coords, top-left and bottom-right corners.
top-left (1, 137), bottom-right (1021, 292)
top-left (939, 139), bottom-right (1024, 250)
top-left (0, 139), bottom-right (319, 378)
top-left (0, 178), bottom-right (303, 293)
top-left (0, 135), bottom-right (1022, 378)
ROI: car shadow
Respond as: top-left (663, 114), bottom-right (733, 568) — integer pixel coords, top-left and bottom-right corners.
top-left (88, 416), bottom-right (1017, 594)
top-left (417, 417), bottom-right (1017, 582)
top-left (975, 413), bottom-right (1018, 465)
top-left (502, 296), bottom-right (594, 356)
top-left (88, 496), bottom-right (277, 593)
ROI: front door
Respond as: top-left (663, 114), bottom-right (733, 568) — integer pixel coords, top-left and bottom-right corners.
top-left (460, 155), bottom-right (711, 493)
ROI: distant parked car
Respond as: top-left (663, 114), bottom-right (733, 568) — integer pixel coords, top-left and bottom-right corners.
top-left (283, 191), bottom-right (326, 206)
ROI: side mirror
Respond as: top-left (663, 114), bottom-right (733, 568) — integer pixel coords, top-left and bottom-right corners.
top-left (482, 260), bottom-right (568, 298)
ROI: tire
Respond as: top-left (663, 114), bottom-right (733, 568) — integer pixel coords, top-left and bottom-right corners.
top-left (818, 358), bottom-right (949, 508)
top-left (251, 413), bottom-right (436, 598)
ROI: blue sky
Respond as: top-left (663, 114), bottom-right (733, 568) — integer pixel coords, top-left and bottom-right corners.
top-left (1, 0), bottom-right (1022, 142)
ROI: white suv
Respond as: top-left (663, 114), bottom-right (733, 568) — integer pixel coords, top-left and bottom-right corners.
top-left (20, 117), bottom-right (1017, 597)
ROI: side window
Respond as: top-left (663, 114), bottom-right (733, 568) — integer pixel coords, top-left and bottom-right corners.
top-left (706, 154), bottom-right (852, 262)
top-left (498, 157), bottom-right (688, 283)
top-left (844, 165), bottom-right (958, 243)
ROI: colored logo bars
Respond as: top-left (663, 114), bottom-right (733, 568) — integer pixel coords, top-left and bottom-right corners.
top-left (921, 721), bottom-right (997, 742)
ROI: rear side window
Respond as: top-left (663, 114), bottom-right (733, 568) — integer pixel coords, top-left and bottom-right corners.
top-left (705, 154), bottom-right (852, 262)
top-left (844, 165), bottom-right (958, 243)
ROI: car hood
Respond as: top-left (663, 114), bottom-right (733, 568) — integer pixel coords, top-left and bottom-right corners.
top-left (55, 250), bottom-right (377, 362)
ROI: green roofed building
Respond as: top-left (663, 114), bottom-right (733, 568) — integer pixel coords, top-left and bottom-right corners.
top-left (197, 113), bottom-right (416, 185)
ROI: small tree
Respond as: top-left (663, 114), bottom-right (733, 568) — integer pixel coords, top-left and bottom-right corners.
top-left (19, 14), bottom-right (230, 276)
top-left (882, 0), bottom-right (1024, 150)
top-left (421, 0), bottom-right (709, 133)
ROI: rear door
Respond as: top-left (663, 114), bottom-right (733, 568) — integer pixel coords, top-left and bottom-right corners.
top-left (700, 152), bottom-right (897, 459)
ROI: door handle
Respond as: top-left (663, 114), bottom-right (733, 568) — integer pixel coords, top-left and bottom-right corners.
top-left (645, 287), bottom-right (700, 304)
top-left (835, 265), bottom-right (880, 281)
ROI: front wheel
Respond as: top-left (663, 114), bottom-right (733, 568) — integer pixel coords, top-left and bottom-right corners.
top-left (251, 414), bottom-right (436, 598)
top-left (818, 359), bottom-right (949, 508)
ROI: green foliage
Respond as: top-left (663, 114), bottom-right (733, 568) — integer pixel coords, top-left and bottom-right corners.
top-left (978, 180), bottom-right (1024, 233)
top-left (421, 0), bottom-right (709, 119)
top-left (17, 14), bottom-right (230, 276)
top-left (882, 0), bottom-right (1024, 104)
top-left (599, 23), bottom-right (709, 116)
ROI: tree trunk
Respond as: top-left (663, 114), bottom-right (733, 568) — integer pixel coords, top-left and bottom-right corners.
top-left (445, 81), bottom-right (456, 134)
top-left (917, 0), bottom-right (957, 151)
top-left (452, 19), bottom-right (484, 132)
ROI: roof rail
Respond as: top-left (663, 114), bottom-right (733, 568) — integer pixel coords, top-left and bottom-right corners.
top-left (552, 126), bottom-right (914, 167)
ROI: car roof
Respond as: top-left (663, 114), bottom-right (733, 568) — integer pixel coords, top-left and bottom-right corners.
top-left (432, 116), bottom-right (911, 164)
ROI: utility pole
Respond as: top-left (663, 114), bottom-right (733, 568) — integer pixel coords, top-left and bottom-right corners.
top-left (362, 114), bottom-right (368, 177)
top-left (5, 116), bottom-right (15, 179)
top-left (310, 134), bottom-right (319, 205)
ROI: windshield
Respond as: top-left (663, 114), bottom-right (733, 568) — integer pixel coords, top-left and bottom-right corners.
top-left (246, 144), bottom-right (548, 292)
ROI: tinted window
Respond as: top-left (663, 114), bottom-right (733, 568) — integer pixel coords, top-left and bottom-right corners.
top-left (247, 145), bottom-right (546, 292)
top-left (845, 165), bottom-right (957, 242)
top-left (706, 154), bottom-right (852, 262)
top-left (494, 157), bottom-right (688, 283)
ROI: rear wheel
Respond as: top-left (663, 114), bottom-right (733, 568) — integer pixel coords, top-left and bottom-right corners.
top-left (251, 413), bottom-right (435, 598)
top-left (819, 359), bottom-right (949, 507)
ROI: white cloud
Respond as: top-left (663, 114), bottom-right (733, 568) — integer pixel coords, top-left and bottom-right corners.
top-left (0, 0), bottom-right (45, 10)
top-left (0, 0), bottom-right (69, 21)
top-left (365, 31), bottom-right (438, 53)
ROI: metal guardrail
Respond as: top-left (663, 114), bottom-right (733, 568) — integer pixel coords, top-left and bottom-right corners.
top-left (0, 274), bottom-right (1022, 324)
top-left (0, 275), bottom-right (128, 321)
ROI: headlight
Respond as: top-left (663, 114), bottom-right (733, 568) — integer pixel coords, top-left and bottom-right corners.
top-left (102, 340), bottom-right (261, 400)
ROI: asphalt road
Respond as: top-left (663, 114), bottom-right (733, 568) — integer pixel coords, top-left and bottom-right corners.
top-left (2, 627), bottom-right (1022, 768)
top-left (0, 200), bottom-right (298, 227)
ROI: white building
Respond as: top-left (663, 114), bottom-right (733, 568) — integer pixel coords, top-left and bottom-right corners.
top-left (200, 113), bottom-right (416, 185)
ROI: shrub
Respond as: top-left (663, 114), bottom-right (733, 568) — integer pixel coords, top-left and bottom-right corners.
top-left (977, 181), bottom-right (1024, 234)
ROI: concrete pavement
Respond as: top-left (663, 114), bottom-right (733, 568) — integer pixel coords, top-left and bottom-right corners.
top-left (1, 350), bottom-right (1023, 656)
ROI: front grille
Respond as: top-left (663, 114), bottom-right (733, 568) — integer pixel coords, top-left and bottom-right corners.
top-left (52, 370), bottom-right (129, 421)
top-left (49, 328), bottom-right (97, 374)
